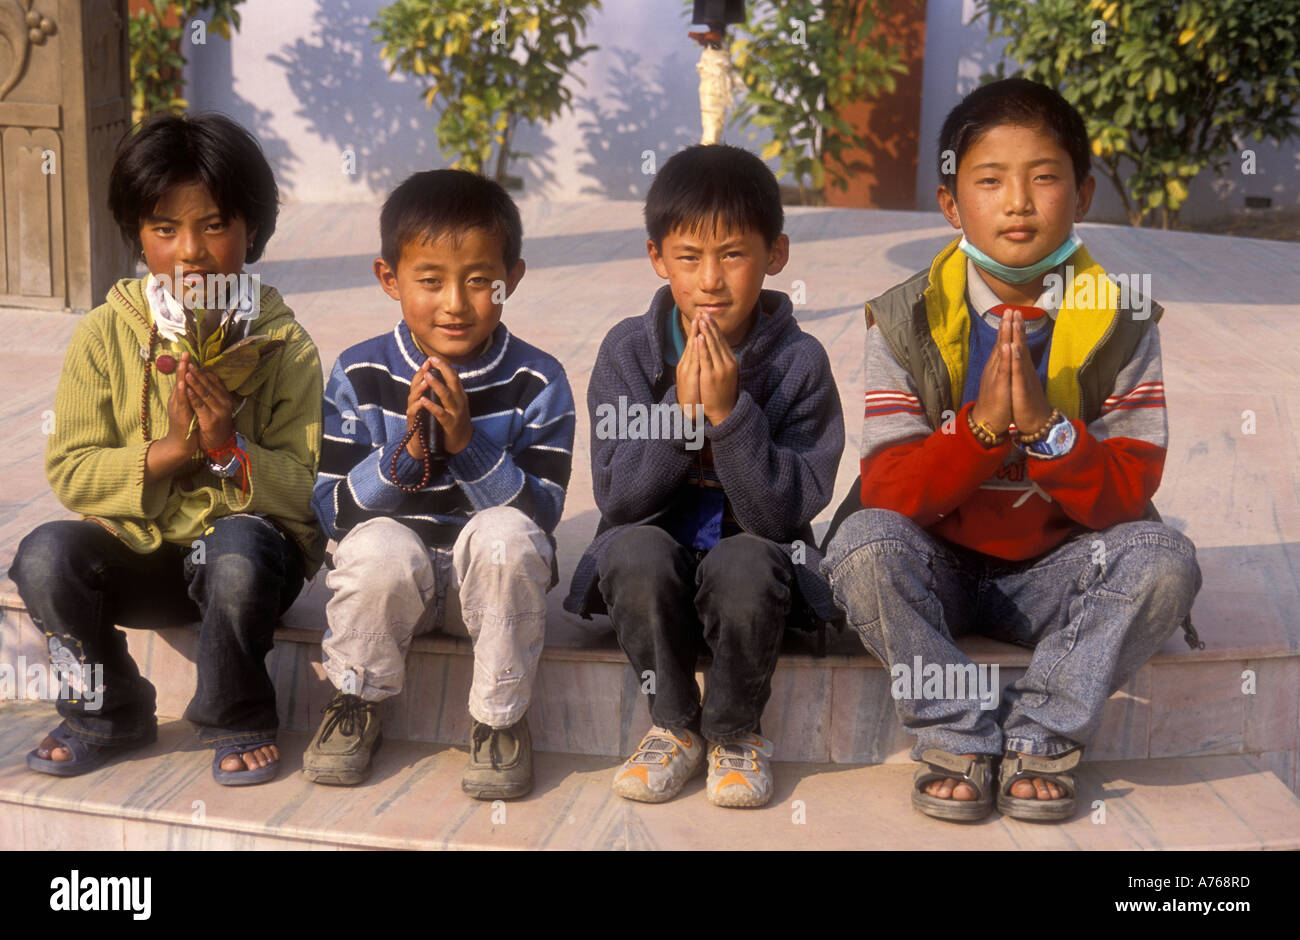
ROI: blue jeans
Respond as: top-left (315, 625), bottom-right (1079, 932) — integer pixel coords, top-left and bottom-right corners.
top-left (9, 515), bottom-right (303, 748)
top-left (597, 526), bottom-right (794, 744)
top-left (822, 509), bottom-right (1202, 758)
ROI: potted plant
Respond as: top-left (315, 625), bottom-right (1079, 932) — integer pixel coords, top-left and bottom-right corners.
top-left (727, 0), bottom-right (908, 204)
top-left (129, 0), bottom-right (246, 123)
top-left (373, 0), bottom-right (601, 186)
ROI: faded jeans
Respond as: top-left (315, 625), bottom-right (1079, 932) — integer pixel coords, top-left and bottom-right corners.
top-left (9, 515), bottom-right (304, 748)
top-left (822, 508), bottom-right (1202, 758)
top-left (321, 508), bottom-right (552, 729)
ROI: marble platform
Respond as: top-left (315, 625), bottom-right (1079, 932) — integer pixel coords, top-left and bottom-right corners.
top-left (0, 201), bottom-right (1297, 848)
top-left (3, 598), bottom-right (1296, 791)
top-left (3, 702), bottom-right (1298, 850)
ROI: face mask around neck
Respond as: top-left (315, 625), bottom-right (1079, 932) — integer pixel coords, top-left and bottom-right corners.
top-left (959, 229), bottom-right (1083, 284)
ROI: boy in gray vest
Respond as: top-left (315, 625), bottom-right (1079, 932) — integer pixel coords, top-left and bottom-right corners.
top-left (822, 78), bottom-right (1201, 822)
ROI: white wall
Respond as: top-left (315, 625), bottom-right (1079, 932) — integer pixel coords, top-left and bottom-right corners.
top-left (185, 0), bottom-right (1296, 222)
top-left (184, 0), bottom-right (748, 204)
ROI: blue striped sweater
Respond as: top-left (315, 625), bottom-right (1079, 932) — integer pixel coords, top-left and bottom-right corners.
top-left (312, 320), bottom-right (575, 551)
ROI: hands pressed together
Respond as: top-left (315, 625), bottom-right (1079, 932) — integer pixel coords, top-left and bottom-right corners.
top-left (146, 351), bottom-right (239, 482)
top-left (405, 356), bottom-right (473, 459)
top-left (969, 309), bottom-right (1054, 441)
top-left (675, 312), bottom-right (739, 427)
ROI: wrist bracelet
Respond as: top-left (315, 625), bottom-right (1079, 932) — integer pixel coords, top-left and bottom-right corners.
top-left (966, 409), bottom-right (1006, 448)
top-left (1017, 408), bottom-right (1061, 444)
top-left (206, 433), bottom-right (243, 477)
top-left (205, 432), bottom-right (250, 496)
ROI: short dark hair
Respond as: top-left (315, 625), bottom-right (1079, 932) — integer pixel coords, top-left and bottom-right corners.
top-left (379, 169), bottom-right (522, 272)
top-left (938, 77), bottom-right (1092, 193)
top-left (109, 112), bottom-right (279, 263)
top-left (645, 144), bottom-right (783, 248)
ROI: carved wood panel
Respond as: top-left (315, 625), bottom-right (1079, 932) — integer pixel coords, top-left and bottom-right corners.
top-left (0, 0), bottom-right (129, 311)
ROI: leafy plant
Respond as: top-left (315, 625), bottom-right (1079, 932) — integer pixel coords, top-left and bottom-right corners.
top-left (727, 0), bottom-right (908, 204)
top-left (130, 0), bottom-right (247, 124)
top-left (372, 0), bottom-right (601, 182)
top-left (179, 319), bottom-right (282, 403)
top-left (977, 0), bottom-right (1300, 228)
top-left (152, 290), bottom-right (283, 426)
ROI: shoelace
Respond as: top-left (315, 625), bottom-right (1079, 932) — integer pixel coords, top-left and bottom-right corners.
top-left (319, 694), bottom-right (373, 744)
top-left (713, 743), bottom-right (759, 772)
top-left (628, 734), bottom-right (684, 767)
top-left (472, 722), bottom-right (503, 770)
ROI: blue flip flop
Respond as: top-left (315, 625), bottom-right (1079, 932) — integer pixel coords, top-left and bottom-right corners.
top-left (212, 741), bottom-right (280, 786)
top-left (26, 721), bottom-right (157, 777)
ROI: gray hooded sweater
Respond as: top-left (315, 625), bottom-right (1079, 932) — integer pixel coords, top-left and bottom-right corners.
top-left (564, 285), bottom-right (845, 624)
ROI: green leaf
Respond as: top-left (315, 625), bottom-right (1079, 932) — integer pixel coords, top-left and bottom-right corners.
top-left (1145, 69), bottom-right (1161, 100)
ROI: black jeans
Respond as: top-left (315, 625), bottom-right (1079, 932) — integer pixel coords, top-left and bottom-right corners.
top-left (9, 515), bottom-right (303, 748)
top-left (597, 526), bottom-right (794, 744)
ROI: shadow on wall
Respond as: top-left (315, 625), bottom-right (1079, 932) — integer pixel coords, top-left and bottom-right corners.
top-left (510, 113), bottom-right (560, 197)
top-left (266, 0), bottom-right (435, 194)
top-left (575, 46), bottom-right (702, 199)
top-left (187, 21), bottom-right (299, 186)
top-left (264, 0), bottom-right (558, 199)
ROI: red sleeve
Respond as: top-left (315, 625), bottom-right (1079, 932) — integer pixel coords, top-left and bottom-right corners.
top-left (1026, 421), bottom-right (1166, 528)
top-left (860, 402), bottom-right (1011, 526)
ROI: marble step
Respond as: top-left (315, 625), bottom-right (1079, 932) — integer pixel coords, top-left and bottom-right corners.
top-left (1, 702), bottom-right (1298, 851)
top-left (2, 589), bottom-right (1297, 785)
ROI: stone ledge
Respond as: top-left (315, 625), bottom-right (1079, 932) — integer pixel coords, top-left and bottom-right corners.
top-left (2, 702), bottom-right (1298, 851)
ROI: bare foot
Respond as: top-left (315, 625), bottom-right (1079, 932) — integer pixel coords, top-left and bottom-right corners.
top-left (923, 753), bottom-right (979, 801)
top-left (37, 736), bottom-right (278, 773)
top-left (35, 736), bottom-right (72, 762)
top-left (1008, 751), bottom-right (1066, 800)
top-left (219, 744), bottom-right (279, 773)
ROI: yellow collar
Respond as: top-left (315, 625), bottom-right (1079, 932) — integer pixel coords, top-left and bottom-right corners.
top-left (922, 237), bottom-right (1117, 420)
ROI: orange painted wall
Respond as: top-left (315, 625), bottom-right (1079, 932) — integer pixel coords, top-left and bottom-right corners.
top-left (823, 0), bottom-right (928, 210)
top-left (128, 0), bottom-right (183, 28)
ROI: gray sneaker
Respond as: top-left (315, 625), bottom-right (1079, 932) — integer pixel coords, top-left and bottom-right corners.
top-left (302, 691), bottom-right (382, 786)
top-left (611, 726), bottom-right (705, 803)
top-left (462, 716), bottom-right (533, 800)
top-left (706, 733), bottom-right (775, 808)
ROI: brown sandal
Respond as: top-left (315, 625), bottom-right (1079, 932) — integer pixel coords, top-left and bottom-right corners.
top-left (911, 749), bottom-right (995, 822)
top-left (997, 749), bottom-right (1081, 822)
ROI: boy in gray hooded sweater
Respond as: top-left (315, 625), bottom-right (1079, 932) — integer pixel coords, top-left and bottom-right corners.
top-left (564, 144), bottom-right (844, 808)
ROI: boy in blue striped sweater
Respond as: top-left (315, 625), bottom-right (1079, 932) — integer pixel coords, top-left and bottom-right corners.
top-left (307, 170), bottom-right (575, 798)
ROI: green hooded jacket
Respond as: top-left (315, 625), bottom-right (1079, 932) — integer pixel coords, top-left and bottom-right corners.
top-left (45, 276), bottom-right (326, 577)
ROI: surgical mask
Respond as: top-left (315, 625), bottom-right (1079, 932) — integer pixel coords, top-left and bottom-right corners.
top-left (959, 229), bottom-right (1083, 284)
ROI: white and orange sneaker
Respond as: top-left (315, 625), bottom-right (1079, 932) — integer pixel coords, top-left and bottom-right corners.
top-left (611, 725), bottom-right (705, 803)
top-left (706, 733), bottom-right (775, 808)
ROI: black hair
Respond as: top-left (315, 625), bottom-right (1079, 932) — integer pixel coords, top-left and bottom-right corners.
top-left (937, 77), bottom-right (1092, 193)
top-left (109, 112), bottom-right (279, 263)
top-left (645, 144), bottom-right (783, 248)
top-left (379, 169), bottom-right (522, 272)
